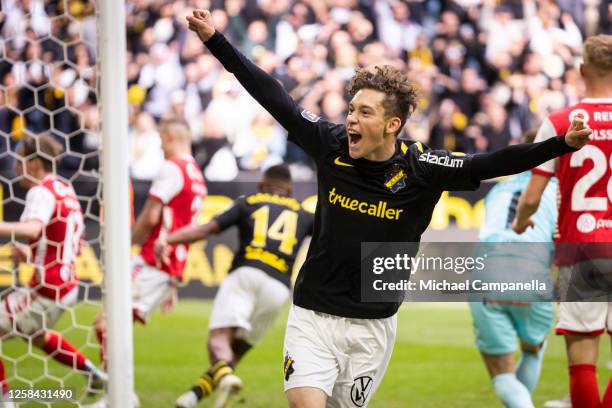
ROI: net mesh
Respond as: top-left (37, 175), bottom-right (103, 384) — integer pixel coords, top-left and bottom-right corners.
top-left (0, 0), bottom-right (105, 405)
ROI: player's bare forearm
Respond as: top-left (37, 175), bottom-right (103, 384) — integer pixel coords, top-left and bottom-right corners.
top-left (512, 173), bottom-right (550, 233)
top-left (0, 220), bottom-right (43, 240)
top-left (167, 220), bottom-right (220, 245)
top-left (131, 199), bottom-right (163, 245)
top-left (188, 10), bottom-right (304, 134)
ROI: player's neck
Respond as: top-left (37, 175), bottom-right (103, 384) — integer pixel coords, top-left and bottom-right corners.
top-left (364, 138), bottom-right (396, 162)
top-left (584, 80), bottom-right (612, 99)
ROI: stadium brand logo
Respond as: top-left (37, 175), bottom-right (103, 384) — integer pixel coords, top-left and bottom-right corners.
top-left (328, 188), bottom-right (404, 220)
top-left (418, 152), bottom-right (464, 168)
top-left (284, 354), bottom-right (295, 381)
top-left (350, 376), bottom-right (373, 407)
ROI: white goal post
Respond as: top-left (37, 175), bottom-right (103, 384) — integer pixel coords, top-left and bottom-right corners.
top-left (98, 0), bottom-right (134, 406)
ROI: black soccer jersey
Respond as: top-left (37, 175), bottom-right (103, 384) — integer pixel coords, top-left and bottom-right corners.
top-left (205, 31), bottom-right (577, 319)
top-left (214, 193), bottom-right (314, 287)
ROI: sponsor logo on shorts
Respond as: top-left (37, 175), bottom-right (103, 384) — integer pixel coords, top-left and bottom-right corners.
top-left (283, 353), bottom-right (295, 381)
top-left (350, 376), bottom-right (373, 407)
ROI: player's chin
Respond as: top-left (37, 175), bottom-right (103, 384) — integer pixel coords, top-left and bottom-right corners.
top-left (348, 149), bottom-right (363, 159)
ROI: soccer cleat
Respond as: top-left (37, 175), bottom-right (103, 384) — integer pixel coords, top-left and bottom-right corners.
top-left (87, 368), bottom-right (108, 395)
top-left (543, 395), bottom-right (571, 408)
top-left (213, 374), bottom-right (243, 408)
top-left (175, 390), bottom-right (200, 408)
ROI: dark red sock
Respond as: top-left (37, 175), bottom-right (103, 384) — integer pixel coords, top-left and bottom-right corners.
top-left (569, 364), bottom-right (601, 408)
top-left (95, 326), bottom-right (107, 370)
top-left (602, 377), bottom-right (612, 408)
top-left (42, 332), bottom-right (88, 371)
top-left (0, 358), bottom-right (8, 394)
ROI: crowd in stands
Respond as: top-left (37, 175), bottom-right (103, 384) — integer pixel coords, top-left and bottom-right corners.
top-left (1, 0), bottom-right (611, 181)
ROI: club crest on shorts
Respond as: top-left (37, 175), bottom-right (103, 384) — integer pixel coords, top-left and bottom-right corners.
top-left (384, 164), bottom-right (407, 193)
top-left (350, 376), bottom-right (373, 407)
top-left (283, 353), bottom-right (295, 381)
top-left (301, 109), bottom-right (320, 123)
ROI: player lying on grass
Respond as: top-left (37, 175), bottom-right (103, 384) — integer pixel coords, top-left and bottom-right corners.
top-left (187, 9), bottom-right (591, 408)
top-left (0, 135), bottom-right (106, 404)
top-left (513, 34), bottom-right (612, 408)
top-left (469, 129), bottom-right (558, 408)
top-left (154, 164), bottom-right (313, 408)
top-left (90, 118), bottom-right (207, 407)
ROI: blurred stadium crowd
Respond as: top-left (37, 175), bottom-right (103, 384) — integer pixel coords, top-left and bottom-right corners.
top-left (1, 0), bottom-right (611, 181)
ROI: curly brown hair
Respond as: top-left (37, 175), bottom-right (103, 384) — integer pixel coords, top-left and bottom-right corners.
top-left (347, 65), bottom-right (419, 130)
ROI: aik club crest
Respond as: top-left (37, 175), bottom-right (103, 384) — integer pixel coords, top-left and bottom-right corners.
top-left (384, 164), bottom-right (407, 193)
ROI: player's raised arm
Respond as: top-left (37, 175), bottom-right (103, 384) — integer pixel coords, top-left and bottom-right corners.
top-left (187, 10), bottom-right (317, 137)
top-left (469, 117), bottom-right (591, 181)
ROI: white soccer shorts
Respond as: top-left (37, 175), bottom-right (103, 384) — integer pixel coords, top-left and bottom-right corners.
top-left (209, 266), bottom-right (291, 345)
top-left (0, 286), bottom-right (78, 336)
top-left (556, 258), bottom-right (612, 336)
top-left (283, 305), bottom-right (396, 408)
top-left (131, 256), bottom-right (176, 324)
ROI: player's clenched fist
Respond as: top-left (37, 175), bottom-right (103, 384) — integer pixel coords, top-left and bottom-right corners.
top-left (564, 117), bottom-right (592, 149)
top-left (186, 9), bottom-right (215, 43)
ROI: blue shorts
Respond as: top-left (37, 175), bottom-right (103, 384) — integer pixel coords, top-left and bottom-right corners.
top-left (469, 301), bottom-right (554, 355)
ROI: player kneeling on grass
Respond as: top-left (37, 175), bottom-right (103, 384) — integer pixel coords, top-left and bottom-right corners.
top-left (154, 165), bottom-right (313, 408)
top-left (469, 130), bottom-right (558, 408)
top-left (90, 118), bottom-right (207, 407)
top-left (0, 135), bottom-right (106, 403)
top-left (186, 9), bottom-right (594, 408)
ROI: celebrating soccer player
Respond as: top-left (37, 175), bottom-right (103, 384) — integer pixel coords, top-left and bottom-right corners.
top-left (91, 118), bottom-right (207, 407)
top-left (470, 130), bottom-right (558, 408)
top-left (187, 9), bottom-right (591, 407)
top-left (514, 34), bottom-right (612, 408)
top-left (154, 164), bottom-right (313, 408)
top-left (0, 135), bottom-right (106, 401)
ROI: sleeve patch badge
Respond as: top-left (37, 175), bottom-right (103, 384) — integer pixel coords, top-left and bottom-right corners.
top-left (301, 110), bottom-right (320, 123)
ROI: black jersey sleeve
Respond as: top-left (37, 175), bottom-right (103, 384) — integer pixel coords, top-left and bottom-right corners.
top-left (204, 32), bottom-right (340, 157)
top-left (214, 197), bottom-right (245, 231)
top-left (469, 135), bottom-right (576, 181)
top-left (408, 145), bottom-right (480, 191)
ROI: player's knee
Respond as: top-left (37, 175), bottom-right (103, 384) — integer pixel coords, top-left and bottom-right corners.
top-left (286, 387), bottom-right (327, 408)
top-left (31, 330), bottom-right (52, 348)
top-left (208, 328), bottom-right (234, 356)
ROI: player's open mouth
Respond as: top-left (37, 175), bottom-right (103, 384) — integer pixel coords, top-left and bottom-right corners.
top-left (348, 131), bottom-right (362, 147)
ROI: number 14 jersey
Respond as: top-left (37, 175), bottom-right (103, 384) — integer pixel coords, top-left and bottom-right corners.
top-left (533, 98), bottom-right (612, 264)
top-left (214, 193), bottom-right (314, 287)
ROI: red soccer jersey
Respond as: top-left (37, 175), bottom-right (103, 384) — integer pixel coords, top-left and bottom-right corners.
top-left (22, 175), bottom-right (84, 299)
top-left (533, 98), bottom-right (612, 265)
top-left (139, 155), bottom-right (207, 278)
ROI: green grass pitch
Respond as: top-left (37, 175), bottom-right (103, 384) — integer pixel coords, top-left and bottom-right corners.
top-left (2, 300), bottom-right (610, 407)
